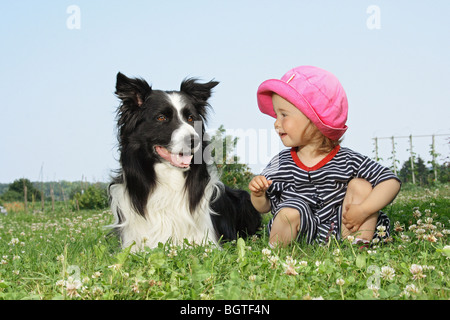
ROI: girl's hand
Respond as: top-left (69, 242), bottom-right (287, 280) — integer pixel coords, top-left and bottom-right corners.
top-left (249, 175), bottom-right (272, 197)
top-left (342, 203), bottom-right (366, 232)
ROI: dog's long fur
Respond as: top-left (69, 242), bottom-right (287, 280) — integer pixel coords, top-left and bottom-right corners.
top-left (109, 72), bottom-right (261, 251)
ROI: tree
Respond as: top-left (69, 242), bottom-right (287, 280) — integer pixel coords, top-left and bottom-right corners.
top-left (209, 125), bottom-right (254, 190)
top-left (0, 178), bottom-right (42, 202)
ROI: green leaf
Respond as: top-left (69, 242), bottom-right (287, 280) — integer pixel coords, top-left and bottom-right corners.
top-left (436, 246), bottom-right (450, 258)
top-left (356, 254), bottom-right (366, 269)
top-left (386, 283), bottom-right (401, 297)
top-left (115, 242), bottom-right (134, 265)
top-left (147, 251), bottom-right (166, 269)
top-left (356, 288), bottom-right (376, 300)
top-left (237, 237), bottom-right (246, 260)
top-left (93, 244), bottom-right (107, 261)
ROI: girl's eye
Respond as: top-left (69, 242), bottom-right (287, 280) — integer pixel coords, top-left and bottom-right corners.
top-left (157, 115), bottom-right (167, 122)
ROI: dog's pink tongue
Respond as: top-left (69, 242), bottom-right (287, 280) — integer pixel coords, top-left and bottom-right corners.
top-left (155, 146), bottom-right (193, 168)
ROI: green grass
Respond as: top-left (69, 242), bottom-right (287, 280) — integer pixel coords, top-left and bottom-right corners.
top-left (0, 184), bottom-right (449, 300)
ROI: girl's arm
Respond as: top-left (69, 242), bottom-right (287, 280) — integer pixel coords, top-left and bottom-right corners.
top-left (359, 178), bottom-right (401, 214)
top-left (249, 175), bottom-right (272, 213)
top-left (343, 178), bottom-right (401, 230)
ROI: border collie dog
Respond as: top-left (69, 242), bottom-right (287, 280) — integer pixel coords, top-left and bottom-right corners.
top-left (109, 72), bottom-right (261, 251)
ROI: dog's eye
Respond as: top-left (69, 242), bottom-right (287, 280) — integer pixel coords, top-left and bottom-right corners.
top-left (157, 115), bottom-right (167, 122)
top-left (187, 115), bottom-right (194, 122)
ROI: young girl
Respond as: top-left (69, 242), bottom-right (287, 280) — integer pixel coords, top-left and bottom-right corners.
top-left (249, 66), bottom-right (401, 248)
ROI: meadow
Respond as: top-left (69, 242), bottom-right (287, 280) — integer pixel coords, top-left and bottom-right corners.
top-left (0, 184), bottom-right (449, 301)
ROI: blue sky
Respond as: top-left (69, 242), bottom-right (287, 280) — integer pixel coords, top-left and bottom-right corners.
top-left (0, 0), bottom-right (449, 183)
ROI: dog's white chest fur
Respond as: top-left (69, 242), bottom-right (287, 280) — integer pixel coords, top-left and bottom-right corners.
top-left (110, 163), bottom-right (218, 251)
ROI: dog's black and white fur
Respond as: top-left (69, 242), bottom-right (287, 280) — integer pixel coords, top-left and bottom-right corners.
top-left (109, 72), bottom-right (261, 251)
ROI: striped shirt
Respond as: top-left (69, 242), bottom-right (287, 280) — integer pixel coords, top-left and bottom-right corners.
top-left (261, 145), bottom-right (401, 244)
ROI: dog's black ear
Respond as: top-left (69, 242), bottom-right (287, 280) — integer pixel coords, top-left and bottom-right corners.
top-left (180, 78), bottom-right (219, 120)
top-left (115, 72), bottom-right (152, 107)
top-left (180, 78), bottom-right (219, 103)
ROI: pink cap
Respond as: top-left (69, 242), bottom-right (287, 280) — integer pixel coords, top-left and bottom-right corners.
top-left (257, 66), bottom-right (348, 140)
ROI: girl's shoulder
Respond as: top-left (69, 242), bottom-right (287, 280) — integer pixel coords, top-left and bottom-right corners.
top-left (261, 148), bottom-right (296, 177)
top-left (336, 146), bottom-right (368, 161)
top-left (267, 148), bottom-right (293, 164)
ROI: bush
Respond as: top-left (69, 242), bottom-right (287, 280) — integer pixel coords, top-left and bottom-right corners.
top-left (73, 184), bottom-right (108, 210)
top-left (0, 178), bottom-right (42, 202)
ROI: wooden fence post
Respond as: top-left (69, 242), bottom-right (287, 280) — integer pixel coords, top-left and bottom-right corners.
top-left (51, 186), bottom-right (55, 211)
top-left (391, 136), bottom-right (397, 175)
top-left (409, 135), bottom-right (415, 184)
top-left (432, 134), bottom-right (437, 181)
top-left (374, 137), bottom-right (379, 161)
top-left (23, 180), bottom-right (28, 213)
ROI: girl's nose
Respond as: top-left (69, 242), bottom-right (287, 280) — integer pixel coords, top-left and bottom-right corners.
top-left (274, 118), bottom-right (280, 130)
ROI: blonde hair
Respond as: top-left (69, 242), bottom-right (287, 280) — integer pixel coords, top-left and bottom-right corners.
top-left (302, 120), bottom-right (342, 154)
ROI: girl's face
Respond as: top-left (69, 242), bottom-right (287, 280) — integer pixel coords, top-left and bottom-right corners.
top-left (272, 94), bottom-right (312, 148)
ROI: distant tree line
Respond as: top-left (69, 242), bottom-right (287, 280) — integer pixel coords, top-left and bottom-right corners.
top-left (398, 156), bottom-right (449, 186)
top-left (0, 179), bottom-right (109, 210)
top-left (0, 179), bottom-right (108, 202)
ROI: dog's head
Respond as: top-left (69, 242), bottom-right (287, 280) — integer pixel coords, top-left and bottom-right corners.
top-left (115, 72), bottom-right (219, 169)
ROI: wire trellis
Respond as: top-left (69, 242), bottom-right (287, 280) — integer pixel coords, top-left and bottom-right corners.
top-left (372, 134), bottom-right (449, 183)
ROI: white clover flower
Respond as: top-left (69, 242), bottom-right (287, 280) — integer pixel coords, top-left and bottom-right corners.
top-left (401, 284), bottom-right (419, 297)
top-left (8, 238), bottom-right (19, 246)
top-left (380, 266), bottom-right (396, 280)
top-left (393, 221), bottom-right (404, 232)
top-left (285, 256), bottom-right (297, 265)
top-left (410, 264), bottom-right (426, 280)
top-left (426, 234), bottom-right (437, 242)
top-left (299, 260), bottom-right (308, 267)
top-left (108, 264), bottom-right (121, 271)
top-left (168, 248), bottom-right (178, 258)
top-left (268, 255), bottom-right (279, 269)
top-left (283, 264), bottom-right (298, 276)
top-left (65, 276), bottom-right (82, 298)
top-left (282, 256), bottom-right (300, 275)
top-left (56, 279), bottom-right (65, 287)
top-left (424, 217), bottom-right (433, 224)
top-left (415, 228), bottom-right (426, 235)
top-left (336, 278), bottom-right (345, 286)
top-left (400, 234), bottom-right (410, 242)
